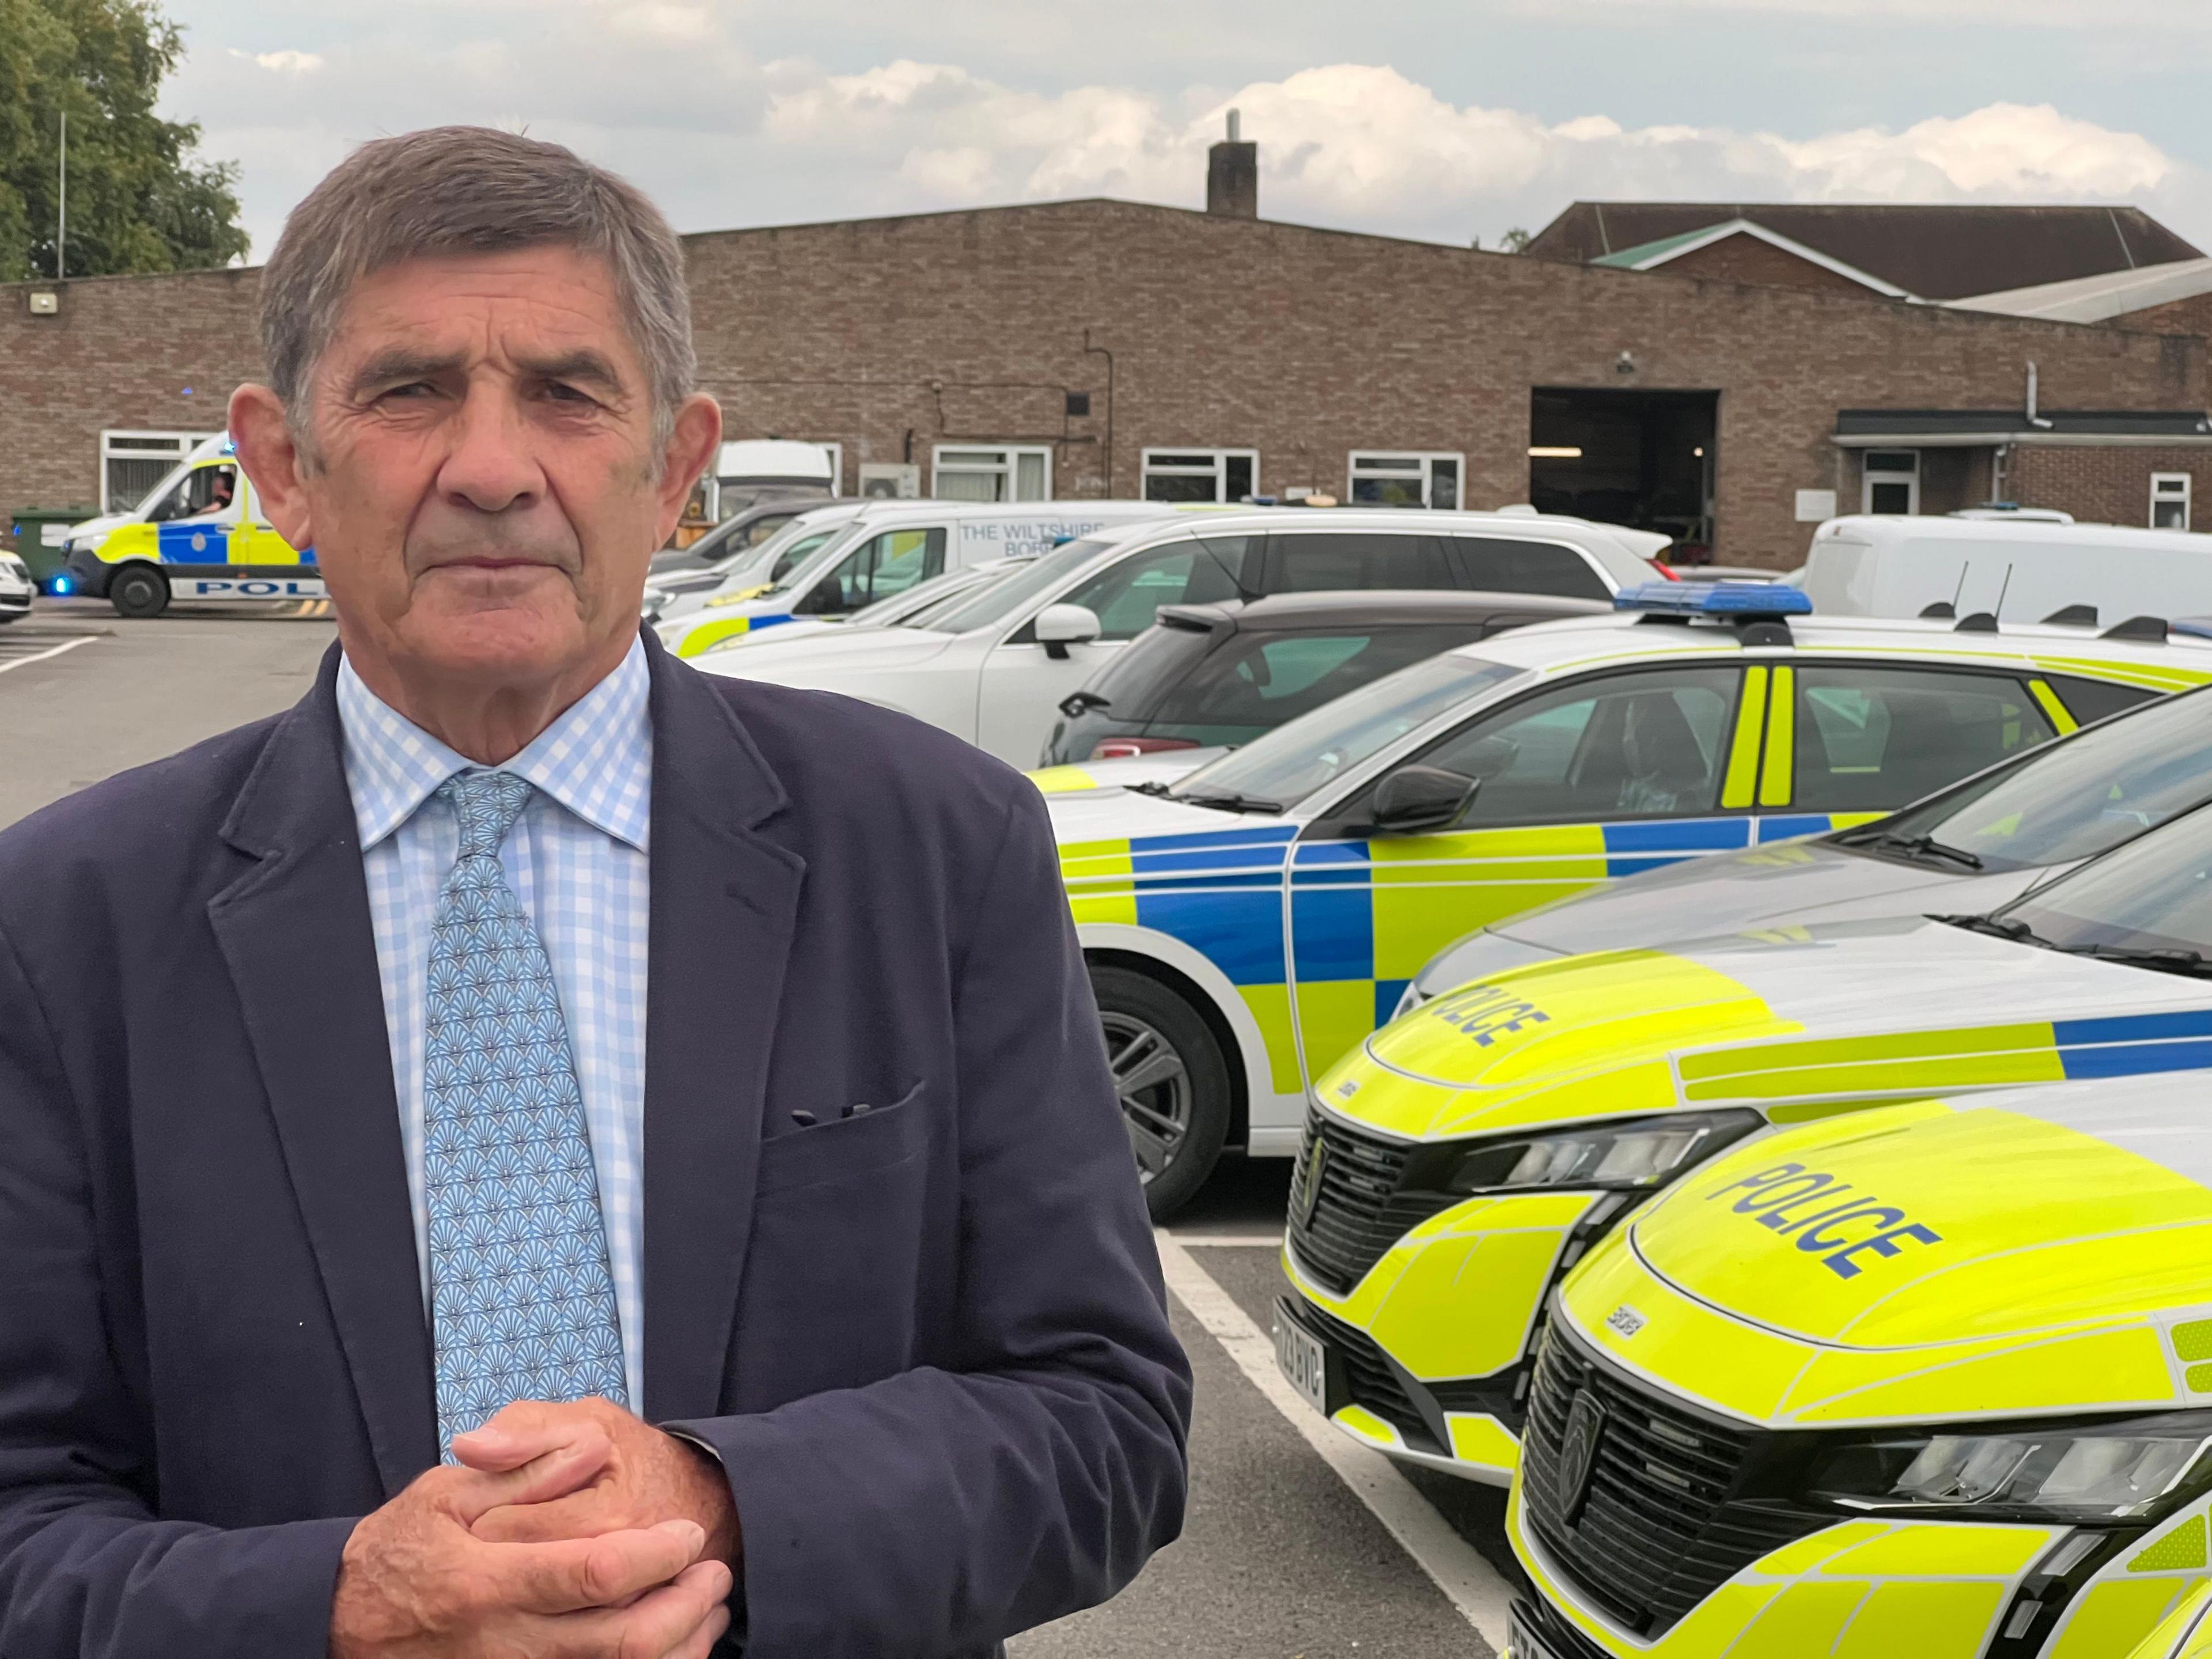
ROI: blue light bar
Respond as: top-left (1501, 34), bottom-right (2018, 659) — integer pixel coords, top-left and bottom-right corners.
top-left (1613, 581), bottom-right (1812, 618)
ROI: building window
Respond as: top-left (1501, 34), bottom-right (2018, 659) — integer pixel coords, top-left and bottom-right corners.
top-left (1862, 450), bottom-right (1919, 515)
top-left (2153, 472), bottom-right (2192, 531)
top-left (1349, 451), bottom-right (1461, 509)
top-left (934, 444), bottom-right (1052, 502)
top-left (100, 429), bottom-right (220, 514)
top-left (1141, 448), bottom-right (1257, 503)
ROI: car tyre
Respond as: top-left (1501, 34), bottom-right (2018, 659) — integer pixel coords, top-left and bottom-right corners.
top-left (109, 565), bottom-right (169, 620)
top-left (1089, 964), bottom-right (1232, 1221)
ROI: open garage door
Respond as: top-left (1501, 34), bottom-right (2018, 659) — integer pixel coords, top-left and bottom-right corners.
top-left (1529, 389), bottom-right (1718, 560)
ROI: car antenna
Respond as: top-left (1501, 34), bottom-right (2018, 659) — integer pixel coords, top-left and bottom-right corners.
top-left (1991, 563), bottom-right (2013, 621)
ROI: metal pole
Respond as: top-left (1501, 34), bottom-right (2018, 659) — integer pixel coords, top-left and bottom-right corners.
top-left (56, 110), bottom-right (66, 280)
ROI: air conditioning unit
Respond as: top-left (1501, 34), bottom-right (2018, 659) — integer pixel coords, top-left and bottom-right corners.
top-left (859, 463), bottom-right (921, 500)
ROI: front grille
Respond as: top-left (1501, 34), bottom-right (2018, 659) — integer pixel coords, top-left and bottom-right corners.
top-left (1290, 1297), bottom-right (1441, 1453)
top-left (1286, 1109), bottom-right (1459, 1294)
top-left (1520, 1325), bottom-right (1827, 1636)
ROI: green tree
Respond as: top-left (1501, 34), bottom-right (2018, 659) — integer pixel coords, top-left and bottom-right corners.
top-left (0, 0), bottom-right (247, 280)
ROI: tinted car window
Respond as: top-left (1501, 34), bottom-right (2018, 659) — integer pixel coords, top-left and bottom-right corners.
top-left (1449, 537), bottom-right (1609, 600)
top-left (1071, 618), bottom-right (1220, 721)
top-left (2003, 802), bottom-right (2212, 957)
top-left (2046, 674), bottom-right (2158, 728)
top-left (1148, 625), bottom-right (1493, 746)
top-left (1267, 533), bottom-right (1455, 594)
top-left (1793, 666), bottom-right (2053, 812)
top-left (1411, 667), bottom-right (1738, 828)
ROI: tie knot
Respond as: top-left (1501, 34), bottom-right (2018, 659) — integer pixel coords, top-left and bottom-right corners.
top-left (439, 768), bottom-right (533, 858)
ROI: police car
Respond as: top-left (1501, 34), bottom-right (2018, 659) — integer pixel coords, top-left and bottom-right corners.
top-left (1404, 677), bottom-right (2212, 1008)
top-left (1054, 584), bottom-right (2212, 1216)
top-left (0, 551), bottom-right (32, 622)
top-left (653, 501), bottom-right (1172, 659)
top-left (701, 507), bottom-right (1660, 766)
top-left (1279, 778), bottom-right (2212, 1492)
top-left (60, 436), bottom-right (320, 617)
top-left (1507, 1069), bottom-right (2212, 1659)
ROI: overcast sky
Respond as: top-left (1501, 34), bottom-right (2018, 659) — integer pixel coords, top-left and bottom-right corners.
top-left (156, 0), bottom-right (2212, 261)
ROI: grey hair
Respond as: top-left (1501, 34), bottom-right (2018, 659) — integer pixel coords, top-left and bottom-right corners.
top-left (257, 126), bottom-right (695, 454)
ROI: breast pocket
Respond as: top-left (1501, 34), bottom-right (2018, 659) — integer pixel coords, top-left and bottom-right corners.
top-left (754, 1078), bottom-right (931, 1196)
top-left (740, 1080), bottom-right (937, 1398)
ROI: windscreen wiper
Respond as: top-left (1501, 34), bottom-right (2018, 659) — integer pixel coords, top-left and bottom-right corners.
top-left (1842, 829), bottom-right (1983, 870)
top-left (2050, 942), bottom-right (2212, 979)
top-left (1173, 789), bottom-right (1285, 815)
top-left (1931, 912), bottom-right (2042, 944)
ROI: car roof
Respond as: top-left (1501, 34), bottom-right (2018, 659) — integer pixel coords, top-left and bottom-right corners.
top-left (1159, 589), bottom-right (1616, 631)
top-left (1445, 607), bottom-right (2212, 676)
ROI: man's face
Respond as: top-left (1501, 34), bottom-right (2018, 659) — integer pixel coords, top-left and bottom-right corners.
top-left (236, 247), bottom-right (717, 703)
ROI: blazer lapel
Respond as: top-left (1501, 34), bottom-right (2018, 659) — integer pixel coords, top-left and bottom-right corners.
top-left (209, 646), bottom-right (438, 1493)
top-left (639, 637), bottom-right (805, 1422)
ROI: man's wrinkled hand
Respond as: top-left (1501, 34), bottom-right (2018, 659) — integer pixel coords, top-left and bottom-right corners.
top-left (329, 1425), bottom-right (731, 1658)
top-left (459, 1397), bottom-right (741, 1567)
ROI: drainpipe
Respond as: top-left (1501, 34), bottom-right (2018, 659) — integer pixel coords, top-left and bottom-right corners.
top-left (2026, 362), bottom-right (2055, 430)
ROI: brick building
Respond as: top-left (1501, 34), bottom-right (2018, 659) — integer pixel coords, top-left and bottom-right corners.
top-left (7, 171), bottom-right (2212, 567)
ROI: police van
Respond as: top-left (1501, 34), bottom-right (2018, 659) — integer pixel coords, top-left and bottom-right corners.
top-left (59, 437), bottom-right (318, 617)
top-left (1510, 1067), bottom-right (2212, 1659)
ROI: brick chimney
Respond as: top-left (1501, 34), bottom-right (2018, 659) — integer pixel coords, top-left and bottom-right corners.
top-left (1207, 109), bottom-right (1257, 219)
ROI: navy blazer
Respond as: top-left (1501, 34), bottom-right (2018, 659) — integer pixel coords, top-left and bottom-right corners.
top-left (0, 636), bottom-right (1190, 1657)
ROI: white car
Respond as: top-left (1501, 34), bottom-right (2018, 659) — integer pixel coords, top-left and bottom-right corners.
top-left (654, 501), bottom-right (1175, 660)
top-left (698, 508), bottom-right (1662, 764)
top-left (694, 557), bottom-right (1032, 657)
top-left (643, 503), bottom-right (866, 627)
top-left (0, 551), bottom-right (32, 622)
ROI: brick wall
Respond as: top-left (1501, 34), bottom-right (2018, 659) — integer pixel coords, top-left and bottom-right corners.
top-left (2008, 444), bottom-right (2212, 530)
top-left (3, 199), bottom-right (2206, 566)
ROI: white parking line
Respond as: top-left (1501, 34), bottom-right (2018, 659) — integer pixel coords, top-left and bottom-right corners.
top-left (1153, 1229), bottom-right (1516, 1651)
top-left (0, 635), bottom-right (100, 676)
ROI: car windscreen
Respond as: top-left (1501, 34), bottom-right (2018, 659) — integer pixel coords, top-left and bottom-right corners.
top-left (1836, 691), bottom-right (2212, 874)
top-left (1998, 801), bottom-right (2212, 959)
top-left (1169, 654), bottom-right (1525, 810)
top-left (916, 540), bottom-right (1111, 634)
top-left (711, 513), bottom-right (836, 577)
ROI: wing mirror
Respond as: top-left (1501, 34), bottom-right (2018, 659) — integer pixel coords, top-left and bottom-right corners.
top-left (1035, 603), bottom-right (1104, 660)
top-left (1369, 765), bottom-right (1479, 834)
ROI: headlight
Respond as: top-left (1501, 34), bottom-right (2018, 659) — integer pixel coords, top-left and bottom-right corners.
top-left (1411, 1108), bottom-right (1764, 1196)
top-left (1808, 1416), bottom-right (2212, 1521)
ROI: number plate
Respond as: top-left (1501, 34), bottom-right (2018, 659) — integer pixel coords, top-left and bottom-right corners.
top-left (1272, 1302), bottom-right (1328, 1416)
top-left (1507, 1605), bottom-right (1565, 1659)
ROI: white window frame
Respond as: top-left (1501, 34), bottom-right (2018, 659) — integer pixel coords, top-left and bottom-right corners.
top-left (99, 429), bottom-right (221, 513)
top-left (1347, 450), bottom-right (1464, 510)
top-left (1140, 447), bottom-right (1259, 503)
top-left (1862, 449), bottom-right (1920, 516)
top-left (931, 444), bottom-right (1053, 502)
top-left (2153, 472), bottom-right (2192, 532)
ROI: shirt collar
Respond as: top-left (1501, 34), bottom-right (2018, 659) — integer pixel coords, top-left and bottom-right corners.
top-left (336, 637), bottom-right (653, 853)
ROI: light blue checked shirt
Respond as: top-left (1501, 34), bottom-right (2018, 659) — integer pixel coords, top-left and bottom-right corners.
top-left (337, 639), bottom-right (652, 1412)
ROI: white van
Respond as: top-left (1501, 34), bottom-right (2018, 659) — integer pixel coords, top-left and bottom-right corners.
top-left (653, 500), bottom-right (1178, 658)
top-left (710, 439), bottom-right (837, 521)
top-left (1802, 513), bottom-right (2212, 624)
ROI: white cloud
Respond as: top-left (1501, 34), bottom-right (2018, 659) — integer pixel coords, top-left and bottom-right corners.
top-left (750, 62), bottom-right (2199, 248)
top-left (231, 48), bottom-right (324, 73)
top-left (166, 16), bottom-right (2212, 260)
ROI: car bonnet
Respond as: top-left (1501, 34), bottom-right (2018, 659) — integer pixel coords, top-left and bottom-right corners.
top-left (1555, 1075), bottom-right (2212, 1426)
top-left (1324, 915), bottom-right (2212, 1143)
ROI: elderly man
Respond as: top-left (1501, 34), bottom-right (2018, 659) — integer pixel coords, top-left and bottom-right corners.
top-left (0, 128), bottom-right (1189, 1658)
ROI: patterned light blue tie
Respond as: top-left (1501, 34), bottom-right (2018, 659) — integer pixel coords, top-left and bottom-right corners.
top-left (423, 767), bottom-right (628, 1458)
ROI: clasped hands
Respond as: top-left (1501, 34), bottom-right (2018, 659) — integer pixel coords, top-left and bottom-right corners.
top-left (331, 1398), bottom-right (741, 1658)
